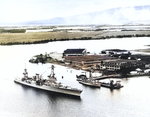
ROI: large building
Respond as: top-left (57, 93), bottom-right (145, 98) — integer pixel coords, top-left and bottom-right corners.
top-left (101, 49), bottom-right (131, 57)
top-left (64, 55), bottom-right (116, 67)
top-left (64, 55), bottom-right (145, 71)
top-left (99, 59), bottom-right (145, 71)
top-left (63, 49), bottom-right (86, 57)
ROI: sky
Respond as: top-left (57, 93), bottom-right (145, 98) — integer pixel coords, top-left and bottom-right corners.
top-left (0, 0), bottom-right (150, 23)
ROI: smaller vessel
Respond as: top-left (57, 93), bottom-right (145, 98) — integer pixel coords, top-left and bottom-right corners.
top-left (76, 71), bottom-right (101, 88)
top-left (100, 80), bottom-right (123, 89)
top-left (78, 79), bottom-right (101, 88)
top-left (14, 65), bottom-right (82, 97)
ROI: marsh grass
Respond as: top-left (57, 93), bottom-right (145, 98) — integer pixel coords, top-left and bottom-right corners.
top-left (0, 30), bottom-right (150, 45)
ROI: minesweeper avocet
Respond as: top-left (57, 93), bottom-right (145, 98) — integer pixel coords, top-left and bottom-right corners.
top-left (14, 65), bottom-right (82, 97)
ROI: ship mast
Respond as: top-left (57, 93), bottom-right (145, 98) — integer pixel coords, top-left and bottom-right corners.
top-left (23, 69), bottom-right (28, 78)
top-left (89, 70), bottom-right (92, 79)
top-left (50, 65), bottom-right (55, 77)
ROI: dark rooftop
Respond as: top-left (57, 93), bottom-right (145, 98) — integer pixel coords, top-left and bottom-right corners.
top-left (64, 49), bottom-right (86, 54)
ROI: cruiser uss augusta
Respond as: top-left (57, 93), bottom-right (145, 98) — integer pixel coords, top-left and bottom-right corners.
top-left (14, 65), bottom-right (82, 97)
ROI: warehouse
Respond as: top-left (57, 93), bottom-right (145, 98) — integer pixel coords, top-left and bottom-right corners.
top-left (101, 49), bottom-right (131, 57)
top-left (63, 48), bottom-right (86, 57)
top-left (99, 59), bottom-right (145, 71)
top-left (64, 55), bottom-right (116, 66)
top-left (64, 54), bottom-right (145, 71)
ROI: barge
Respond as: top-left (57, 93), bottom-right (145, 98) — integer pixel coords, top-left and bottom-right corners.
top-left (100, 80), bottom-right (123, 89)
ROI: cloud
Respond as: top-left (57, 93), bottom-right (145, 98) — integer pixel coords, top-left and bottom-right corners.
top-left (118, 7), bottom-right (150, 21)
top-left (64, 5), bottom-right (150, 25)
top-left (1, 0), bottom-right (150, 25)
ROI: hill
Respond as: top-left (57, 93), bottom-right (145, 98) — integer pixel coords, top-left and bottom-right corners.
top-left (21, 5), bottom-right (150, 25)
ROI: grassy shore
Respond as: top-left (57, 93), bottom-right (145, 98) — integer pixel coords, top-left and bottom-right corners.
top-left (0, 30), bottom-right (150, 45)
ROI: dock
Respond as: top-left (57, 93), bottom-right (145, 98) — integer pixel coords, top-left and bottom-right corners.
top-left (93, 74), bottom-right (122, 80)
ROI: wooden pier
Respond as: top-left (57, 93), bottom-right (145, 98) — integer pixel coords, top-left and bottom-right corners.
top-left (93, 74), bottom-right (122, 80)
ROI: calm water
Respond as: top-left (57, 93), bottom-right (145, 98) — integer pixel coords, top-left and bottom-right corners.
top-left (0, 37), bottom-right (150, 117)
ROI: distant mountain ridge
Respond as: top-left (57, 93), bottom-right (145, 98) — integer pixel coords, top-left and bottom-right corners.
top-left (2, 5), bottom-right (150, 25)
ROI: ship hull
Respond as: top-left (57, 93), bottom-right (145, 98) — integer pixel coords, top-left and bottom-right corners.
top-left (78, 80), bottom-right (101, 88)
top-left (100, 82), bottom-right (123, 89)
top-left (14, 79), bottom-right (82, 97)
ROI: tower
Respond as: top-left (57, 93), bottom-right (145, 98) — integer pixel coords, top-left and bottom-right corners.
top-left (50, 65), bottom-right (55, 77)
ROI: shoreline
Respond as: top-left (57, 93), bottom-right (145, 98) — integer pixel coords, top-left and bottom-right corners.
top-left (0, 30), bottom-right (150, 45)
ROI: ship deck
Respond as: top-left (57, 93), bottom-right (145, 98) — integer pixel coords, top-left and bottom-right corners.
top-left (14, 78), bottom-right (82, 97)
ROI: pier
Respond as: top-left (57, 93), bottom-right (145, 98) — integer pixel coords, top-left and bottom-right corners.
top-left (93, 74), bottom-right (122, 80)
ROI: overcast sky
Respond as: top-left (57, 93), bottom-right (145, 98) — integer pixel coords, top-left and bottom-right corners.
top-left (0, 0), bottom-right (150, 23)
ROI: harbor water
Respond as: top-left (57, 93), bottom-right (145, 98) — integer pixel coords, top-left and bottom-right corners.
top-left (0, 37), bottom-right (150, 117)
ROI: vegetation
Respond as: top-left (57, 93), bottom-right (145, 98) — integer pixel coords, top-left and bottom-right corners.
top-left (0, 30), bottom-right (150, 45)
top-left (0, 29), bottom-right (26, 33)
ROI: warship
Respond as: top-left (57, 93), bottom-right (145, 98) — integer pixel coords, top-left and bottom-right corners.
top-left (14, 65), bottom-right (82, 97)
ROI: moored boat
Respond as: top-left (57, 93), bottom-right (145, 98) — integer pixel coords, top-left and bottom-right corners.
top-left (100, 80), bottom-right (123, 89)
top-left (78, 79), bottom-right (101, 88)
top-left (77, 71), bottom-right (101, 88)
top-left (14, 65), bottom-right (82, 97)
